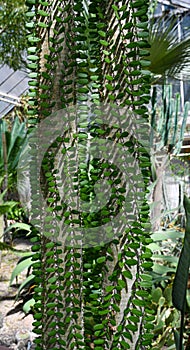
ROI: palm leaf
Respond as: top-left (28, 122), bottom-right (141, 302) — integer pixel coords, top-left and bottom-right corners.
top-left (149, 15), bottom-right (190, 81)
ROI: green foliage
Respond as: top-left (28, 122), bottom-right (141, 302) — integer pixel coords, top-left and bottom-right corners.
top-left (9, 223), bottom-right (39, 313)
top-left (148, 196), bottom-right (190, 350)
top-left (4, 222), bottom-right (31, 235)
top-left (148, 15), bottom-right (190, 81)
top-left (0, 176), bottom-right (18, 220)
top-left (0, 117), bottom-right (27, 179)
top-left (172, 196), bottom-right (190, 312)
top-left (172, 196), bottom-right (190, 350)
top-left (151, 285), bottom-right (180, 349)
top-left (0, 0), bottom-right (28, 70)
top-left (150, 83), bottom-right (189, 231)
top-left (25, 0), bottom-right (154, 349)
top-left (10, 251), bottom-right (36, 313)
top-left (10, 255), bottom-right (34, 285)
top-left (149, 229), bottom-right (182, 348)
top-left (0, 200), bottom-right (18, 215)
top-left (149, 227), bottom-right (182, 283)
top-left (151, 84), bottom-right (189, 155)
top-left (0, 118), bottom-right (28, 240)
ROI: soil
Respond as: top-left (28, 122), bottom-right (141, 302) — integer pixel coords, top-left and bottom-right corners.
top-left (0, 238), bottom-right (36, 350)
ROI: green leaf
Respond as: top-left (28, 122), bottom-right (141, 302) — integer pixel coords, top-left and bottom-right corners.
top-left (105, 286), bottom-right (114, 292)
top-left (152, 287), bottom-right (162, 303)
top-left (100, 40), bottom-right (109, 47)
top-left (37, 22), bottom-right (49, 28)
top-left (97, 257), bottom-right (106, 264)
top-left (126, 259), bottom-right (137, 266)
top-left (94, 339), bottom-right (104, 345)
top-left (105, 84), bottom-right (114, 91)
top-left (0, 201), bottom-right (17, 214)
top-left (23, 298), bottom-right (35, 313)
top-left (123, 270), bottom-right (132, 279)
top-left (120, 340), bottom-right (130, 348)
top-left (27, 55), bottom-right (39, 61)
top-left (90, 75), bottom-right (99, 81)
top-left (149, 15), bottom-right (190, 80)
top-left (28, 36), bottom-right (41, 43)
top-left (4, 223), bottom-right (31, 234)
top-left (152, 254), bottom-right (178, 264)
top-left (37, 9), bottom-right (49, 16)
top-left (140, 60), bottom-right (151, 67)
top-left (151, 230), bottom-right (184, 242)
top-left (48, 276), bottom-right (57, 283)
top-left (34, 312), bottom-right (43, 320)
top-left (153, 263), bottom-right (176, 275)
top-left (27, 63), bottom-right (38, 69)
top-left (26, 11), bottom-right (35, 17)
top-left (98, 30), bottom-right (106, 37)
top-left (118, 279), bottom-right (126, 288)
top-left (105, 75), bottom-right (113, 81)
top-left (78, 87), bottom-right (89, 93)
top-left (10, 257), bottom-right (34, 285)
top-left (172, 195), bottom-right (190, 312)
top-left (17, 274), bottom-right (35, 297)
top-left (75, 333), bottom-right (83, 339)
top-left (29, 72), bottom-right (38, 78)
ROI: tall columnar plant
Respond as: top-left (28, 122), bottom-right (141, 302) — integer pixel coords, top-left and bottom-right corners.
top-left (24, 0), bottom-right (154, 349)
top-left (147, 12), bottom-right (190, 232)
top-left (150, 84), bottom-right (189, 231)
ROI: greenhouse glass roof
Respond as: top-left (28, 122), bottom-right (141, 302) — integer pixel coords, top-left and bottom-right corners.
top-left (0, 65), bottom-right (29, 119)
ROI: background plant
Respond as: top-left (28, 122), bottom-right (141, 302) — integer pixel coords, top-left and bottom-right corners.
top-left (149, 227), bottom-right (184, 349)
top-left (0, 0), bottom-right (28, 70)
top-left (172, 195), bottom-right (190, 350)
top-left (146, 10), bottom-right (190, 348)
top-left (150, 84), bottom-right (189, 231)
top-left (0, 117), bottom-right (28, 244)
top-left (148, 14), bottom-right (190, 82)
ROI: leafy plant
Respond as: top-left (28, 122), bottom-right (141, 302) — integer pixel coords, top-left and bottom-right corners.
top-left (0, 117), bottom-right (28, 241)
top-left (8, 222), bottom-right (39, 313)
top-left (151, 285), bottom-right (180, 350)
top-left (148, 196), bottom-right (190, 349)
top-left (150, 83), bottom-right (189, 232)
top-left (148, 13), bottom-right (190, 233)
top-left (148, 14), bottom-right (190, 82)
top-left (25, 0), bottom-right (154, 348)
top-left (0, 0), bottom-right (28, 70)
top-left (0, 117), bottom-right (27, 180)
top-left (148, 227), bottom-right (183, 348)
top-left (172, 195), bottom-right (190, 350)
top-left (151, 84), bottom-right (189, 155)
top-left (7, 251), bottom-right (36, 314)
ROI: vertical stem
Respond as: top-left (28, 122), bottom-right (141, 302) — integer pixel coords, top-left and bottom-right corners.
top-left (0, 198), bottom-right (3, 267)
top-left (2, 132), bottom-right (8, 237)
top-left (179, 311), bottom-right (185, 350)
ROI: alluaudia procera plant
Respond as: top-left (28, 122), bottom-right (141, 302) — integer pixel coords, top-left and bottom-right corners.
top-left (19, 0), bottom-right (155, 349)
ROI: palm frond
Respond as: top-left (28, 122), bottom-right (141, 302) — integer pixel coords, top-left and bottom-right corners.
top-left (149, 15), bottom-right (190, 81)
